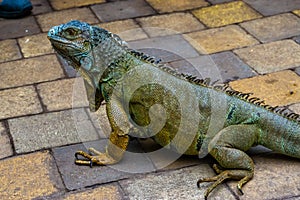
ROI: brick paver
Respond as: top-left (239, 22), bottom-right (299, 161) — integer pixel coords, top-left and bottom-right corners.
top-left (192, 1), bottom-right (261, 28)
top-left (1, 0), bottom-right (300, 199)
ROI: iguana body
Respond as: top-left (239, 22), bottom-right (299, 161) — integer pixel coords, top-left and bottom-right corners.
top-left (48, 20), bottom-right (300, 199)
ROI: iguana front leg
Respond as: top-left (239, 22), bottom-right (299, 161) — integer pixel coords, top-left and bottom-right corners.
top-left (197, 124), bottom-right (260, 199)
top-left (75, 97), bottom-right (130, 167)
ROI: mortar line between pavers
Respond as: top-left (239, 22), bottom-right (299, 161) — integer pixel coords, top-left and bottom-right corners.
top-left (33, 83), bottom-right (49, 112)
top-left (2, 120), bottom-right (17, 156)
top-left (88, 5), bottom-right (103, 23)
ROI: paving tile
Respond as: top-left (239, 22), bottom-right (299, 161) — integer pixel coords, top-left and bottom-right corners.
top-left (91, 0), bottom-right (155, 22)
top-left (170, 51), bottom-right (257, 83)
top-left (289, 103), bottom-right (300, 114)
top-left (0, 55), bottom-right (64, 89)
top-left (228, 153), bottom-right (300, 199)
top-left (98, 19), bottom-right (148, 41)
top-left (0, 122), bottom-right (13, 159)
top-left (52, 140), bottom-right (155, 190)
top-left (241, 13), bottom-right (300, 43)
top-left (146, 0), bottom-right (209, 13)
top-left (0, 151), bottom-right (64, 200)
top-left (8, 109), bottom-right (101, 153)
top-left (36, 7), bottom-right (99, 32)
top-left (192, 1), bottom-right (262, 28)
top-left (184, 25), bottom-right (259, 54)
top-left (120, 165), bottom-right (236, 200)
top-left (31, 0), bottom-right (52, 15)
top-left (208, 0), bottom-right (236, 4)
top-left (0, 39), bottom-right (22, 63)
top-left (0, 86), bottom-right (42, 120)
top-left (136, 12), bottom-right (205, 37)
top-left (63, 184), bottom-right (123, 200)
top-left (18, 33), bottom-right (54, 58)
top-left (128, 34), bottom-right (200, 62)
top-left (244, 0), bottom-right (300, 16)
top-left (229, 70), bottom-right (300, 106)
top-left (50, 0), bottom-right (106, 10)
top-left (0, 16), bottom-right (40, 40)
top-left (294, 9), bottom-right (300, 17)
top-left (234, 40), bottom-right (300, 74)
top-left (37, 78), bottom-right (88, 111)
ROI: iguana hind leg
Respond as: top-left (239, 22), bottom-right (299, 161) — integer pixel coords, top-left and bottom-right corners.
top-left (198, 124), bottom-right (260, 199)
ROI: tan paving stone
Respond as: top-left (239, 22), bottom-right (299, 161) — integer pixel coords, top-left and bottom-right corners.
top-left (136, 13), bottom-right (205, 37)
top-left (293, 9), bottom-right (300, 16)
top-left (18, 33), bottom-right (54, 58)
top-left (229, 70), bottom-right (300, 106)
top-left (98, 19), bottom-right (148, 41)
top-left (146, 0), bottom-right (208, 13)
top-left (37, 78), bottom-right (88, 111)
top-left (0, 122), bottom-right (13, 159)
top-left (50, 0), bottom-right (106, 10)
top-left (228, 154), bottom-right (300, 199)
top-left (234, 40), bottom-right (300, 74)
top-left (289, 103), bottom-right (300, 114)
top-left (0, 55), bottom-right (64, 89)
top-left (192, 1), bottom-right (262, 28)
top-left (0, 151), bottom-right (64, 200)
top-left (241, 13), bottom-right (300, 43)
top-left (36, 7), bottom-right (99, 32)
top-left (184, 25), bottom-right (258, 54)
top-left (0, 39), bottom-right (22, 63)
top-left (63, 184), bottom-right (123, 200)
top-left (0, 86), bottom-right (42, 120)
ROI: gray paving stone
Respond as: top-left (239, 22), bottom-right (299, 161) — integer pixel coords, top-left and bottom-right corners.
top-left (241, 13), bottom-right (300, 43)
top-left (244, 0), bottom-right (300, 16)
top-left (91, 0), bottom-right (156, 22)
top-left (0, 122), bottom-right (13, 159)
top-left (31, 0), bottom-right (52, 15)
top-left (8, 109), bottom-right (101, 153)
top-left (228, 153), bottom-right (300, 199)
top-left (52, 139), bottom-right (155, 190)
top-left (0, 16), bottom-right (40, 40)
top-left (128, 35), bottom-right (200, 63)
top-left (234, 40), bottom-right (300, 74)
top-left (170, 52), bottom-right (256, 83)
top-left (0, 39), bottom-right (22, 63)
top-left (120, 165), bottom-right (236, 200)
top-left (208, 0), bottom-right (235, 4)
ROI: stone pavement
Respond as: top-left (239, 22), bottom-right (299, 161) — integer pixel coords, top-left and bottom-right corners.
top-left (0, 0), bottom-right (300, 199)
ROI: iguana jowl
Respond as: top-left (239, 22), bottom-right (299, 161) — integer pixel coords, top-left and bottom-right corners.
top-left (48, 20), bottom-right (300, 199)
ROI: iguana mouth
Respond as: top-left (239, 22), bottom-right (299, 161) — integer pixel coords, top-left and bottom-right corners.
top-left (47, 35), bottom-right (83, 56)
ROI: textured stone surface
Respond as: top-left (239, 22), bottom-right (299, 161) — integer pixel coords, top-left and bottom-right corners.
top-left (241, 13), bottom-right (300, 43)
top-left (170, 51), bottom-right (257, 83)
top-left (289, 103), bottom-right (300, 114)
top-left (37, 78), bottom-right (87, 111)
top-left (0, 39), bottom-right (22, 63)
top-left (50, 0), bottom-right (105, 10)
top-left (36, 7), bottom-right (99, 32)
top-left (146, 0), bottom-right (208, 13)
top-left (208, 0), bottom-right (235, 4)
top-left (229, 70), bottom-right (300, 106)
top-left (128, 35), bottom-right (200, 62)
top-left (0, 86), bottom-right (42, 120)
top-left (184, 25), bottom-right (258, 54)
top-left (31, 0), bottom-right (52, 15)
top-left (0, 151), bottom-right (64, 200)
top-left (0, 16), bottom-right (40, 40)
top-left (192, 1), bottom-right (261, 28)
top-left (120, 165), bottom-right (236, 200)
top-left (228, 153), bottom-right (300, 199)
top-left (63, 184), bottom-right (123, 200)
top-left (244, 0), bottom-right (300, 16)
top-left (0, 122), bottom-right (13, 159)
top-left (18, 33), bottom-right (54, 57)
top-left (136, 13), bottom-right (205, 37)
top-left (52, 140), bottom-right (154, 190)
top-left (91, 0), bottom-right (155, 22)
top-left (234, 40), bottom-right (300, 74)
top-left (8, 109), bottom-right (100, 153)
top-left (294, 10), bottom-right (300, 17)
top-left (98, 19), bottom-right (148, 41)
top-left (0, 55), bottom-right (64, 89)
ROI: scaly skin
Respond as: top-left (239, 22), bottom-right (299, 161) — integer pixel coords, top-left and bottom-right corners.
top-left (48, 20), bottom-right (300, 199)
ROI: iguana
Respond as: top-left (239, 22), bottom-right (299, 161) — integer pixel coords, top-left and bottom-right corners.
top-left (48, 20), bottom-right (300, 199)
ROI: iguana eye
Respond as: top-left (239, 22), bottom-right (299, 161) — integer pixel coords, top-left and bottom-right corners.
top-left (63, 28), bottom-right (81, 38)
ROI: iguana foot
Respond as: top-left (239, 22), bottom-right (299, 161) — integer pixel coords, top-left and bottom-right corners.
top-left (197, 164), bottom-right (253, 199)
top-left (75, 148), bottom-right (117, 167)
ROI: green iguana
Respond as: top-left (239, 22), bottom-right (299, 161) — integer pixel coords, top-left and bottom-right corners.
top-left (48, 20), bottom-right (300, 199)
